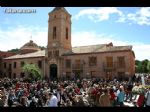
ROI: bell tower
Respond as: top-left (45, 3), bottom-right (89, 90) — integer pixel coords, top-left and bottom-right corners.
top-left (46, 7), bottom-right (72, 80)
top-left (47, 7), bottom-right (72, 58)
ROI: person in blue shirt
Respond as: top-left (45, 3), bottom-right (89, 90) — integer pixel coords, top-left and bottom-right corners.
top-left (117, 88), bottom-right (125, 107)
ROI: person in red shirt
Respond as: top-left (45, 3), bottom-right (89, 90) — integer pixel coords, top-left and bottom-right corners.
top-left (137, 93), bottom-right (145, 107)
top-left (74, 87), bottom-right (80, 95)
top-left (15, 81), bottom-right (20, 92)
top-left (23, 88), bottom-right (29, 97)
top-left (109, 88), bottom-right (116, 107)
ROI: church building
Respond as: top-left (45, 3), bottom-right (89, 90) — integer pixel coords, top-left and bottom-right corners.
top-left (1, 7), bottom-right (135, 80)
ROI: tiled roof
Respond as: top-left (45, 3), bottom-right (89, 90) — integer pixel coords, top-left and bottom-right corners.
top-left (4, 44), bottom-right (133, 59)
top-left (4, 50), bottom-right (45, 60)
top-left (63, 44), bottom-right (132, 55)
top-left (72, 44), bottom-right (107, 53)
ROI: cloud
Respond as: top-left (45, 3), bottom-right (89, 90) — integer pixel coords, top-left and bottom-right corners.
top-left (72, 31), bottom-right (126, 46)
top-left (0, 25), bottom-right (47, 51)
top-left (74, 7), bottom-right (150, 26)
top-left (72, 31), bottom-right (150, 61)
top-left (117, 7), bottom-right (150, 26)
top-left (0, 25), bottom-right (150, 61)
top-left (133, 44), bottom-right (150, 61)
top-left (127, 7), bottom-right (150, 25)
top-left (73, 7), bottom-right (123, 22)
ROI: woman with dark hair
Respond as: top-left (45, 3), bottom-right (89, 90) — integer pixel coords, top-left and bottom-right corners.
top-left (20, 96), bottom-right (27, 107)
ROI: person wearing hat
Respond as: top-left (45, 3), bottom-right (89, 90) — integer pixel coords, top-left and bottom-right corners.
top-left (46, 91), bottom-right (58, 107)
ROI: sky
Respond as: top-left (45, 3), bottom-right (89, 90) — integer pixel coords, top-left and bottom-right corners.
top-left (0, 7), bottom-right (150, 61)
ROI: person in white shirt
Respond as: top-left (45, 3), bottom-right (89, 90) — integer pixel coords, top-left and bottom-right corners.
top-left (46, 92), bottom-right (58, 107)
top-left (56, 89), bottom-right (61, 106)
top-left (145, 88), bottom-right (150, 107)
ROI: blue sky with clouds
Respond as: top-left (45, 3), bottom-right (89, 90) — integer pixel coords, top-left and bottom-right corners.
top-left (0, 7), bottom-right (150, 60)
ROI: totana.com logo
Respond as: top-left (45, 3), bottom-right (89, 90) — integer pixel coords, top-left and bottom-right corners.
top-left (5, 8), bottom-right (36, 14)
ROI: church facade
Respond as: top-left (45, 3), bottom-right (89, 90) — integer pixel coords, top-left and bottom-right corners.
top-left (1, 7), bottom-right (135, 80)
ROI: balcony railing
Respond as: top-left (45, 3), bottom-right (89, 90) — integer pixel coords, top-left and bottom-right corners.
top-left (103, 61), bottom-right (125, 71)
top-left (72, 64), bottom-right (83, 70)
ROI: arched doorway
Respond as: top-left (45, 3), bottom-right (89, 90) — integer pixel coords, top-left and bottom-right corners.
top-left (49, 64), bottom-right (57, 80)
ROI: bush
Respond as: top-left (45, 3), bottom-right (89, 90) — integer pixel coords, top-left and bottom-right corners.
top-left (22, 63), bottom-right (42, 81)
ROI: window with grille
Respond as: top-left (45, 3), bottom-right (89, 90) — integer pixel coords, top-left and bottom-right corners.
top-left (9, 64), bottom-right (12, 70)
top-left (14, 62), bottom-right (17, 68)
top-left (75, 59), bottom-right (80, 65)
top-left (74, 59), bottom-right (82, 69)
top-left (66, 59), bottom-right (71, 68)
top-left (21, 61), bottom-right (25, 67)
top-left (106, 57), bottom-right (113, 68)
top-left (20, 72), bottom-right (25, 78)
top-left (38, 61), bottom-right (42, 68)
top-left (13, 73), bottom-right (16, 78)
top-left (117, 56), bottom-right (125, 68)
top-left (90, 71), bottom-right (96, 78)
top-left (89, 57), bottom-right (97, 66)
top-left (66, 72), bottom-right (71, 79)
top-left (4, 62), bottom-right (6, 68)
top-left (54, 50), bottom-right (59, 57)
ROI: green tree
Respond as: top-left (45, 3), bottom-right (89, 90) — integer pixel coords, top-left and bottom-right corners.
top-left (142, 59), bottom-right (149, 73)
top-left (135, 60), bottom-right (141, 73)
top-left (22, 63), bottom-right (42, 81)
top-left (147, 61), bottom-right (150, 73)
top-left (8, 48), bottom-right (20, 54)
top-left (135, 59), bottom-right (150, 73)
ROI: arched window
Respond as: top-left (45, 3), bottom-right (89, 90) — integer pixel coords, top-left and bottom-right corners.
top-left (13, 73), bottom-right (16, 78)
top-left (66, 27), bottom-right (68, 40)
top-left (53, 26), bottom-right (57, 39)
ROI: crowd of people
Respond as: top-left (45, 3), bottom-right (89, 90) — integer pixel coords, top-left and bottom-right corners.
top-left (0, 76), bottom-right (150, 107)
